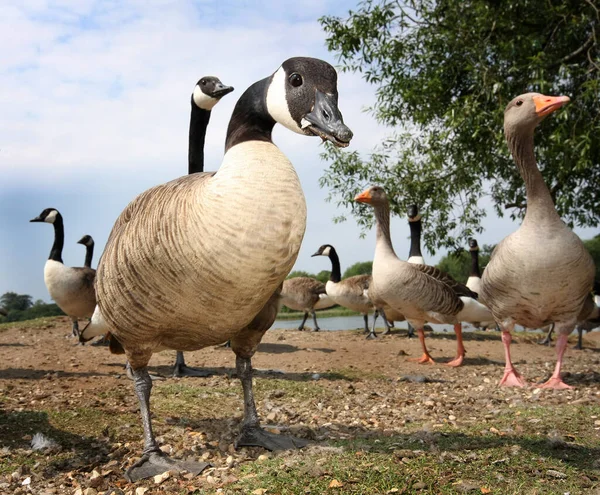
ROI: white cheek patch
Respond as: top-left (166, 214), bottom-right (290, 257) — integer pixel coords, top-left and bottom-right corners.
top-left (193, 86), bottom-right (219, 111)
top-left (321, 246), bottom-right (331, 257)
top-left (44, 210), bottom-right (58, 223)
top-left (266, 67), bottom-right (304, 135)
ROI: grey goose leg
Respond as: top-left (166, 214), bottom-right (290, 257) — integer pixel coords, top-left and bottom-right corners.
top-left (362, 313), bottom-right (370, 334)
top-left (125, 361), bottom-right (164, 382)
top-left (125, 366), bottom-right (209, 482)
top-left (311, 310), bottom-right (320, 332)
top-left (234, 355), bottom-right (308, 450)
top-left (406, 322), bottom-right (415, 338)
top-left (298, 311), bottom-right (309, 331)
top-left (172, 351), bottom-right (212, 378)
top-left (366, 310), bottom-right (379, 339)
top-left (71, 319), bottom-right (79, 338)
top-left (380, 310), bottom-right (392, 336)
top-left (574, 325), bottom-right (583, 350)
top-left (537, 323), bottom-right (554, 346)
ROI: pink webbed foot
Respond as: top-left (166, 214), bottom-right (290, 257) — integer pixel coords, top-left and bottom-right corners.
top-left (446, 354), bottom-right (464, 367)
top-left (408, 353), bottom-right (436, 365)
top-left (499, 368), bottom-right (527, 387)
top-left (538, 376), bottom-right (573, 390)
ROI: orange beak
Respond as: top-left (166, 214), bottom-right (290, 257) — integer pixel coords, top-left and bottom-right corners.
top-left (532, 94), bottom-right (570, 117)
top-left (354, 189), bottom-right (372, 203)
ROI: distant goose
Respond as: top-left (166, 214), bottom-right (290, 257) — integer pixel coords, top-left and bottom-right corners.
top-left (280, 277), bottom-right (335, 331)
top-left (30, 208), bottom-right (96, 337)
top-left (81, 57), bottom-right (352, 481)
top-left (173, 75), bottom-right (234, 378)
top-left (480, 93), bottom-right (595, 389)
top-left (401, 204), bottom-right (425, 338)
top-left (356, 186), bottom-right (489, 366)
top-left (77, 235), bottom-right (95, 269)
top-left (311, 244), bottom-right (382, 336)
top-left (465, 238), bottom-right (494, 330)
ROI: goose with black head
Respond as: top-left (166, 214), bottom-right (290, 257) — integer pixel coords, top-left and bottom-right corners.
top-left (81, 57), bottom-right (352, 481)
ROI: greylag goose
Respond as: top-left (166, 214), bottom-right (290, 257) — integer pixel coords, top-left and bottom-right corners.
top-left (311, 244), bottom-right (384, 337)
top-left (280, 277), bottom-right (334, 331)
top-left (173, 75), bottom-right (234, 378)
top-left (81, 57), bottom-right (352, 481)
top-left (30, 209), bottom-right (96, 337)
top-left (480, 93), bottom-right (595, 389)
top-left (355, 186), bottom-right (489, 366)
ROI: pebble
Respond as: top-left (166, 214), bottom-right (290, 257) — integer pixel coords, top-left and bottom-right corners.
top-left (257, 454), bottom-right (270, 462)
top-left (153, 471), bottom-right (170, 484)
top-left (135, 487), bottom-right (149, 495)
top-left (546, 469), bottom-right (566, 479)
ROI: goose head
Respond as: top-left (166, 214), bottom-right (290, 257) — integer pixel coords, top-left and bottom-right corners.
top-left (192, 76), bottom-right (234, 111)
top-left (311, 244), bottom-right (335, 258)
top-left (468, 238), bottom-right (479, 252)
top-left (266, 57), bottom-right (353, 147)
top-left (504, 93), bottom-right (570, 135)
top-left (30, 208), bottom-right (61, 224)
top-left (77, 235), bottom-right (94, 247)
top-left (407, 204), bottom-right (421, 222)
top-left (354, 186), bottom-right (388, 206)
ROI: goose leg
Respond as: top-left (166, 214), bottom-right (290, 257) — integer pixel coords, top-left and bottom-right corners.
top-left (298, 312), bottom-right (309, 331)
top-left (537, 323), bottom-right (554, 346)
top-left (71, 318), bottom-right (79, 338)
top-left (366, 310), bottom-right (379, 339)
top-left (406, 322), bottom-right (415, 338)
top-left (539, 331), bottom-right (574, 389)
top-left (380, 310), bottom-right (392, 336)
top-left (311, 310), bottom-right (320, 332)
top-left (362, 313), bottom-right (370, 334)
top-left (234, 355), bottom-right (308, 450)
top-left (172, 351), bottom-right (212, 378)
top-left (125, 361), bottom-right (164, 382)
top-left (408, 325), bottom-right (435, 364)
top-left (574, 325), bottom-right (583, 350)
top-left (446, 323), bottom-right (465, 367)
top-left (125, 365), bottom-right (209, 482)
top-left (498, 324), bottom-right (526, 387)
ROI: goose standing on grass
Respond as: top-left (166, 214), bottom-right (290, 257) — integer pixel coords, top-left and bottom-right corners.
top-left (77, 235), bottom-right (95, 268)
top-left (81, 57), bottom-right (352, 481)
top-left (173, 75), bottom-right (234, 377)
top-left (311, 244), bottom-right (384, 337)
top-left (480, 93), bottom-right (595, 389)
top-left (30, 209), bottom-right (96, 337)
top-left (280, 277), bottom-right (335, 331)
top-left (355, 187), bottom-right (490, 366)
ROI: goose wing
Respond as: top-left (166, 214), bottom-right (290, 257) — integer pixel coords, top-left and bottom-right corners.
top-left (414, 264), bottom-right (478, 299)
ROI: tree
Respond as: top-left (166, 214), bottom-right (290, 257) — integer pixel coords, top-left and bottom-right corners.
top-left (315, 270), bottom-right (330, 284)
top-left (0, 292), bottom-right (33, 312)
top-left (436, 244), bottom-right (494, 283)
top-left (343, 261), bottom-right (373, 278)
top-left (319, 1), bottom-right (600, 252)
top-left (583, 235), bottom-right (600, 280)
top-left (286, 270), bottom-right (315, 279)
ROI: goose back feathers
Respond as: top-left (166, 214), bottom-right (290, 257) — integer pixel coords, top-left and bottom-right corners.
top-left (281, 277), bottom-right (327, 312)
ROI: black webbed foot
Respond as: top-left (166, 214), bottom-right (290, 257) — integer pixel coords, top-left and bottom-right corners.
top-left (235, 426), bottom-right (308, 451)
top-left (125, 450), bottom-right (209, 482)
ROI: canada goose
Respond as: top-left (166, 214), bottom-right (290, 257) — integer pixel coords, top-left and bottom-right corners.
top-left (480, 93), bottom-right (595, 389)
top-left (280, 277), bottom-right (334, 331)
top-left (311, 244), bottom-right (383, 337)
top-left (355, 186), bottom-right (489, 366)
top-left (464, 238), bottom-right (495, 330)
top-left (30, 209), bottom-right (96, 337)
top-left (77, 235), bottom-right (95, 269)
top-left (172, 75), bottom-right (234, 378)
top-left (81, 57), bottom-right (352, 481)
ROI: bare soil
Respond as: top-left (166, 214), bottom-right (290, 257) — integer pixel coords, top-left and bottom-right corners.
top-left (1, 316), bottom-right (600, 494)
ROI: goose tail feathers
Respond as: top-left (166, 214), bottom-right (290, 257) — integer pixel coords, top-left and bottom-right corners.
top-left (80, 306), bottom-right (110, 343)
top-left (457, 297), bottom-right (494, 323)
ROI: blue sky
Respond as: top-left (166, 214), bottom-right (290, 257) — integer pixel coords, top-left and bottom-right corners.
top-left (1, 0), bottom-right (597, 302)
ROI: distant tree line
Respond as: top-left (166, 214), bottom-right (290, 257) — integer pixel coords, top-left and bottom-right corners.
top-left (0, 292), bottom-right (64, 323)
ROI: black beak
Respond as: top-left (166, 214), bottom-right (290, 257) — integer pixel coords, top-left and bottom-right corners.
top-left (304, 90), bottom-right (353, 148)
top-left (211, 82), bottom-right (234, 99)
top-left (311, 251), bottom-right (321, 257)
top-left (30, 216), bottom-right (43, 222)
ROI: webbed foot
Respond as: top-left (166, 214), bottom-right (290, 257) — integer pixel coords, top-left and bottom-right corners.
top-left (173, 364), bottom-right (212, 378)
top-left (538, 376), bottom-right (573, 390)
top-left (365, 331), bottom-right (378, 340)
top-left (498, 368), bottom-right (527, 387)
top-left (235, 426), bottom-right (308, 451)
top-left (125, 451), bottom-right (209, 482)
top-left (408, 353), bottom-right (435, 365)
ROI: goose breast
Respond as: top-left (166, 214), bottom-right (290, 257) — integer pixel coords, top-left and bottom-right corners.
top-left (44, 260), bottom-right (96, 318)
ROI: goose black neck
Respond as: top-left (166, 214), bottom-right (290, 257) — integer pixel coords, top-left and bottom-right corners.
top-left (408, 220), bottom-right (422, 258)
top-left (84, 244), bottom-right (94, 268)
top-left (188, 99), bottom-right (212, 174)
top-left (328, 248), bottom-right (341, 283)
top-left (470, 250), bottom-right (480, 277)
top-left (49, 216), bottom-right (64, 263)
top-left (225, 77), bottom-right (275, 151)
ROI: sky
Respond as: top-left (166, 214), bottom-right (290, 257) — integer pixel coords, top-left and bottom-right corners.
top-left (1, 0), bottom-right (597, 303)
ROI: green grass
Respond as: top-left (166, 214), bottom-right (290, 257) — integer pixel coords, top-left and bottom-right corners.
top-left (0, 316), bottom-right (62, 332)
top-left (276, 307), bottom-right (360, 320)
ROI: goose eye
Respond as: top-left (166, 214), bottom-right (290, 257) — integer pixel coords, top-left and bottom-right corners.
top-left (201, 80), bottom-right (206, 86)
top-left (516, 100), bottom-right (523, 106)
top-left (289, 73), bottom-right (303, 87)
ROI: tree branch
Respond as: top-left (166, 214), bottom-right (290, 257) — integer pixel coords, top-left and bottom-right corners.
top-left (504, 202), bottom-right (526, 210)
top-left (548, 32), bottom-right (595, 68)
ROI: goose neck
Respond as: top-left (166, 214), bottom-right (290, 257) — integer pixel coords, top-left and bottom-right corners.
top-left (328, 248), bottom-right (342, 283)
top-left (84, 244), bottom-right (94, 268)
top-left (188, 99), bottom-right (211, 174)
top-left (506, 130), bottom-right (559, 222)
top-left (408, 219), bottom-right (422, 258)
top-left (374, 202), bottom-right (396, 257)
top-left (49, 216), bottom-right (64, 263)
top-left (469, 250), bottom-right (480, 277)
top-left (225, 77), bottom-right (275, 152)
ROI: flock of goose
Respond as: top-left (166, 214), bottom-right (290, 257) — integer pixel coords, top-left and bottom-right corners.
top-left (26, 57), bottom-right (599, 482)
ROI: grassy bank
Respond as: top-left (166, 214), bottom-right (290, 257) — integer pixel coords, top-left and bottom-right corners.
top-left (277, 307), bottom-right (360, 320)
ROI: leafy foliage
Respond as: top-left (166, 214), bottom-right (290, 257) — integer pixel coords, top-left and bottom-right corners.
top-left (583, 235), bottom-right (600, 280)
top-left (0, 293), bottom-right (64, 322)
top-left (320, 0), bottom-right (600, 252)
top-left (343, 261), bottom-right (373, 278)
top-left (436, 244), bottom-right (494, 283)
